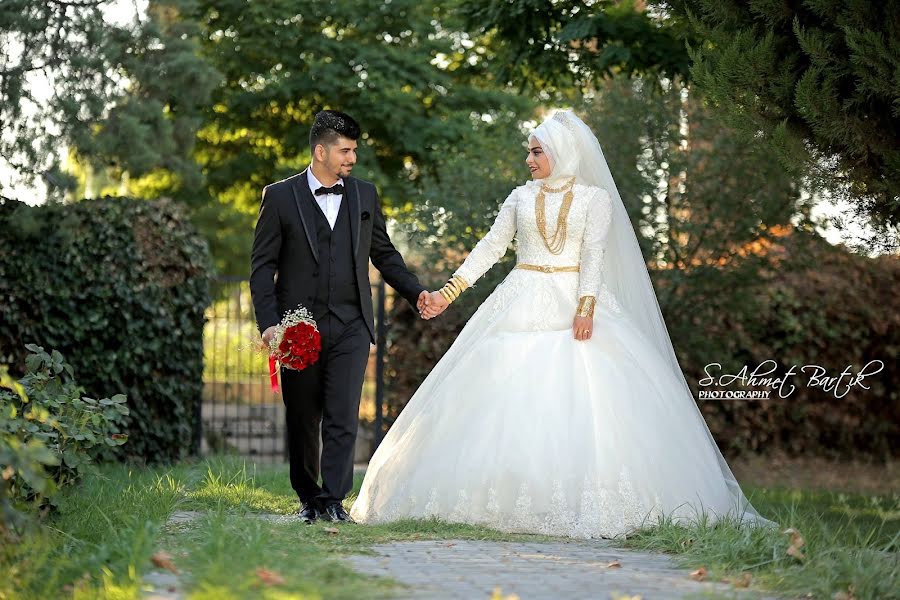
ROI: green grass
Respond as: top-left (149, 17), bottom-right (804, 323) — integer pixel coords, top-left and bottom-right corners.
top-left (2, 464), bottom-right (194, 599)
top-left (1, 456), bottom-right (549, 599)
top-left (2, 455), bottom-right (897, 599)
top-left (621, 485), bottom-right (900, 599)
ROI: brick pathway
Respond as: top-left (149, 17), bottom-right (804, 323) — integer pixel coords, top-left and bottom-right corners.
top-left (345, 539), bottom-right (781, 600)
top-left (142, 511), bottom-right (781, 599)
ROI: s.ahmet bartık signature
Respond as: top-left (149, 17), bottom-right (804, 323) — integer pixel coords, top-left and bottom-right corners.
top-left (699, 360), bottom-right (885, 399)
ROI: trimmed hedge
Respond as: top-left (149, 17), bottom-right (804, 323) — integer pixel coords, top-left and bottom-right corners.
top-left (0, 197), bottom-right (211, 463)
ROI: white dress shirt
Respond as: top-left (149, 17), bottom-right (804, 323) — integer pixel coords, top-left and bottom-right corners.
top-left (307, 169), bottom-right (344, 230)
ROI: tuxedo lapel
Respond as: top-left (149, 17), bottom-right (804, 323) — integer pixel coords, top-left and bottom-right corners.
top-left (348, 178), bottom-right (361, 257)
top-left (290, 168), bottom-right (320, 263)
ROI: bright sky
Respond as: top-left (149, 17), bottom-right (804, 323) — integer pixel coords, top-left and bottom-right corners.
top-left (1, 0), bottom-right (888, 255)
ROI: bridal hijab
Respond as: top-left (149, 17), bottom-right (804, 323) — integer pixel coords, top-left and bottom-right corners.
top-left (530, 110), bottom-right (776, 528)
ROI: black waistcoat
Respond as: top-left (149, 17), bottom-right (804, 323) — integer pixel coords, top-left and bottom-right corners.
top-left (310, 195), bottom-right (362, 323)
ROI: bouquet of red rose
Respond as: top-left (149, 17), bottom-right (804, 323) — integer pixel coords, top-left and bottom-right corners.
top-left (265, 305), bottom-right (322, 392)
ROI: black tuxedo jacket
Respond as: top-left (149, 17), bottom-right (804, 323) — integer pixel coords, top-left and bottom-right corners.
top-left (250, 168), bottom-right (426, 344)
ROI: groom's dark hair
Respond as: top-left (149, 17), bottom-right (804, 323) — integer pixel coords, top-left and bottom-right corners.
top-left (309, 110), bottom-right (361, 152)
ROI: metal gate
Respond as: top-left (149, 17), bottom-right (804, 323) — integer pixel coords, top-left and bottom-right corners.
top-left (200, 276), bottom-right (388, 463)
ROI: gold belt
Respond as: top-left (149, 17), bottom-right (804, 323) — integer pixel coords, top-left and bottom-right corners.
top-left (515, 263), bottom-right (580, 273)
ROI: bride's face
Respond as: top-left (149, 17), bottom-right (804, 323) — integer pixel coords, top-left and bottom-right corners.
top-left (526, 137), bottom-right (552, 180)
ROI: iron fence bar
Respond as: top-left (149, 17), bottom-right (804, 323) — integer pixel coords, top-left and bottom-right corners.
top-left (375, 278), bottom-right (386, 448)
top-left (199, 275), bottom-right (389, 463)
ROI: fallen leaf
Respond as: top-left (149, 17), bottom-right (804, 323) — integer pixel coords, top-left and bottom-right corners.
top-left (734, 572), bottom-right (752, 588)
top-left (783, 527), bottom-right (806, 560)
top-left (832, 584), bottom-right (856, 600)
top-left (490, 587), bottom-right (520, 600)
top-left (323, 527), bottom-right (340, 534)
top-left (607, 559), bottom-right (622, 568)
top-left (255, 567), bottom-right (285, 586)
top-left (690, 566), bottom-right (707, 581)
top-left (150, 551), bottom-right (179, 574)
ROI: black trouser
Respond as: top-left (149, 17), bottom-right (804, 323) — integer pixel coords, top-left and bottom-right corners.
top-left (280, 312), bottom-right (370, 508)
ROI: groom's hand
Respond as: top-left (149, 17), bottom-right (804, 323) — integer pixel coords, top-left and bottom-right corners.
top-left (417, 290), bottom-right (430, 314)
top-left (262, 326), bottom-right (278, 346)
top-left (420, 291), bottom-right (449, 319)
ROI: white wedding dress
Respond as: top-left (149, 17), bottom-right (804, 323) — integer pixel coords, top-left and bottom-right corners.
top-left (350, 178), bottom-right (773, 539)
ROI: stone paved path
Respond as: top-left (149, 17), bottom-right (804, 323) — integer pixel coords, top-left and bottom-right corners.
top-left (345, 539), bottom-right (781, 600)
top-left (142, 511), bottom-right (781, 599)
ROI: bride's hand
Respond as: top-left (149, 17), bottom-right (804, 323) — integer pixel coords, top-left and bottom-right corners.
top-left (421, 291), bottom-right (449, 319)
top-left (573, 315), bottom-right (593, 341)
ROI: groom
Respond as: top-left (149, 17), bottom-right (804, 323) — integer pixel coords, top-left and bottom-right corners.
top-left (250, 110), bottom-right (430, 524)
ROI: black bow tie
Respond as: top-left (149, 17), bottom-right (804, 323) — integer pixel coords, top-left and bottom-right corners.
top-left (315, 184), bottom-right (344, 196)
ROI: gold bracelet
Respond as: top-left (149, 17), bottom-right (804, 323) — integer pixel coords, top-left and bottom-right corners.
top-left (576, 296), bottom-right (596, 318)
top-left (439, 275), bottom-right (469, 303)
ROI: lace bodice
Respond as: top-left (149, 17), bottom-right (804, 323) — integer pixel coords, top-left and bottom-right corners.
top-left (454, 181), bottom-right (613, 300)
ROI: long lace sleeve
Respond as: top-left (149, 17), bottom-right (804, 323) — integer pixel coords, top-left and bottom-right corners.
top-left (452, 188), bottom-right (519, 287)
top-left (577, 187), bottom-right (613, 308)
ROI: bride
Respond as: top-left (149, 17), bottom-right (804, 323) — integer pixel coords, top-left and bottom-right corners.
top-left (349, 109), bottom-right (776, 539)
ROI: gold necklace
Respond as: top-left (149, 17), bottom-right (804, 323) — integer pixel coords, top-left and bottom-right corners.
top-left (535, 177), bottom-right (576, 255)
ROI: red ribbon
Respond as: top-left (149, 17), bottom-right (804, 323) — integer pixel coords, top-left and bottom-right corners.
top-left (268, 357), bottom-right (280, 393)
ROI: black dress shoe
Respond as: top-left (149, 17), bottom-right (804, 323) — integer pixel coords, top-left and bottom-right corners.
top-left (298, 502), bottom-right (318, 524)
top-left (321, 503), bottom-right (356, 523)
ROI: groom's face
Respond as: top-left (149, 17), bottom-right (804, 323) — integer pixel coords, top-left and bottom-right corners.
top-left (317, 136), bottom-right (358, 179)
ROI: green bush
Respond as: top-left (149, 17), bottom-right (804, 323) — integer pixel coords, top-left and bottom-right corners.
top-left (0, 196), bottom-right (211, 463)
top-left (1, 345), bottom-right (129, 537)
top-left (692, 230), bottom-right (900, 459)
top-left (0, 365), bottom-right (58, 537)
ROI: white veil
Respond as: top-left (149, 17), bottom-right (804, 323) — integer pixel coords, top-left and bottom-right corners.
top-left (531, 109), bottom-right (777, 528)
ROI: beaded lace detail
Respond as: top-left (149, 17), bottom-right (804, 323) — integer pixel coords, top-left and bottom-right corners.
top-left (453, 182), bottom-right (615, 310)
top-left (354, 464), bottom-right (665, 540)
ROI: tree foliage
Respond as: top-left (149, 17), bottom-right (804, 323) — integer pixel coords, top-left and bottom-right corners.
top-left (0, 0), bottom-right (218, 200)
top-left (464, 0), bottom-right (899, 250)
top-left (460, 0), bottom-right (692, 94)
top-left (651, 0), bottom-right (900, 249)
top-left (174, 0), bottom-right (534, 274)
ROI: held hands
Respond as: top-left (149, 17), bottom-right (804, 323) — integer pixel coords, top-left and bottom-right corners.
top-left (418, 275), bottom-right (466, 320)
top-left (416, 290), bottom-right (430, 315)
top-left (419, 291), bottom-right (449, 320)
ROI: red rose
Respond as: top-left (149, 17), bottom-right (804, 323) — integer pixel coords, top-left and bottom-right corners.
top-left (275, 321), bottom-right (321, 371)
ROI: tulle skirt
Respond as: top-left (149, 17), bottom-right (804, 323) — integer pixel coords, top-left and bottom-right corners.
top-left (350, 268), bottom-right (775, 538)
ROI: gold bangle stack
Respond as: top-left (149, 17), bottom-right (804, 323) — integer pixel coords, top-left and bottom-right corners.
top-left (576, 296), bottom-right (596, 318)
top-left (438, 275), bottom-right (469, 304)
